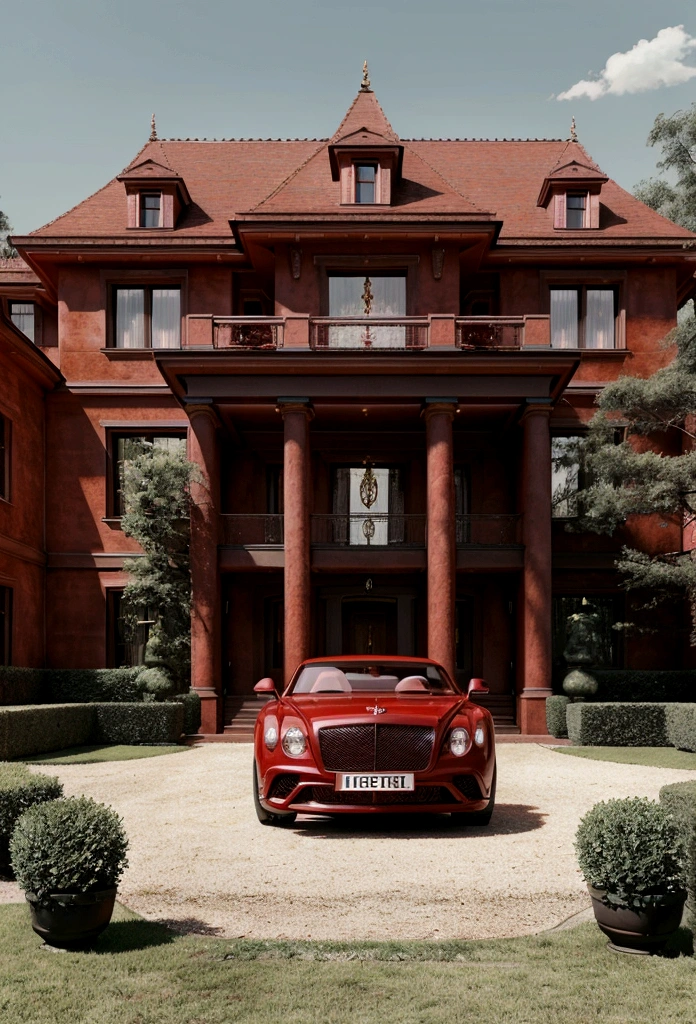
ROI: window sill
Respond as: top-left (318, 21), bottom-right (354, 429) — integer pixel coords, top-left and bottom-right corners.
top-left (100, 348), bottom-right (156, 360)
top-left (102, 517), bottom-right (123, 530)
top-left (579, 348), bottom-right (630, 358)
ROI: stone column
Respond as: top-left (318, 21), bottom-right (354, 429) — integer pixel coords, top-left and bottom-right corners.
top-left (280, 400), bottom-right (313, 685)
top-left (519, 400), bottom-right (553, 734)
top-left (425, 399), bottom-right (457, 681)
top-left (187, 402), bottom-right (221, 734)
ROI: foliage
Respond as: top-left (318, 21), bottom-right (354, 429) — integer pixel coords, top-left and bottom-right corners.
top-left (0, 206), bottom-right (16, 260)
top-left (660, 781), bottom-right (696, 916)
top-left (135, 666), bottom-right (176, 701)
top-left (545, 695), bottom-right (570, 738)
top-left (0, 705), bottom-right (95, 761)
top-left (93, 703), bottom-right (184, 745)
top-left (633, 103), bottom-right (696, 232)
top-left (119, 440), bottom-right (197, 689)
top-left (666, 704), bottom-right (696, 752)
top-left (10, 797), bottom-right (128, 904)
top-left (0, 763), bottom-right (62, 843)
top-left (0, 667), bottom-right (144, 707)
top-left (575, 797), bottom-right (686, 909)
top-left (0, 667), bottom-right (46, 706)
top-left (566, 702), bottom-right (671, 747)
top-left (591, 669), bottom-right (696, 702)
top-left (178, 690), bottom-right (201, 735)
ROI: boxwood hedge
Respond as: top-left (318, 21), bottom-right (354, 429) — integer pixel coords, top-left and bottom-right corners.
top-left (591, 671), bottom-right (696, 703)
top-left (566, 702), bottom-right (671, 747)
top-left (0, 667), bottom-right (144, 707)
top-left (0, 763), bottom-right (63, 876)
top-left (660, 781), bottom-right (696, 917)
top-left (178, 691), bottom-right (201, 736)
top-left (666, 705), bottom-right (696, 752)
top-left (546, 695), bottom-right (570, 739)
top-left (94, 703), bottom-right (184, 745)
top-left (0, 705), bottom-right (96, 761)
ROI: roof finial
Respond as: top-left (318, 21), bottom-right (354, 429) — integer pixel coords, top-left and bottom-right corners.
top-left (361, 60), bottom-right (371, 90)
top-left (149, 113), bottom-right (158, 142)
top-left (569, 116), bottom-right (578, 143)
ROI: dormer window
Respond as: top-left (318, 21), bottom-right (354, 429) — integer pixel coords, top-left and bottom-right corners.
top-left (355, 164), bottom-right (377, 204)
top-left (566, 193), bottom-right (586, 229)
top-left (140, 193), bottom-right (162, 228)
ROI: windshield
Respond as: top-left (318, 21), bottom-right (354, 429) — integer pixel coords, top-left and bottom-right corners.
top-left (290, 662), bottom-right (457, 695)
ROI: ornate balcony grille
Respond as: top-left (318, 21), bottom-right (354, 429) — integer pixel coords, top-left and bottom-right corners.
top-left (213, 317), bottom-right (284, 350)
top-left (455, 317), bottom-right (524, 350)
top-left (310, 317), bottom-right (429, 351)
top-left (310, 514), bottom-right (426, 547)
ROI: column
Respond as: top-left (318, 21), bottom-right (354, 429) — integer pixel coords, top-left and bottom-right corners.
top-left (187, 402), bottom-right (221, 734)
top-left (425, 399), bottom-right (457, 681)
top-left (519, 400), bottom-right (553, 734)
top-left (280, 400), bottom-right (313, 685)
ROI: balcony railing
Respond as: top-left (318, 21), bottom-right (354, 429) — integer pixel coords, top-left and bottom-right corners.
top-left (455, 317), bottom-right (524, 350)
top-left (310, 317), bottom-right (429, 351)
top-left (220, 513), bottom-right (521, 548)
top-left (213, 317), bottom-right (284, 350)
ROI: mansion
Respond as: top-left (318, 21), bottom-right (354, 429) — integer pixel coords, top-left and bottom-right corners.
top-left (1, 73), bottom-right (695, 734)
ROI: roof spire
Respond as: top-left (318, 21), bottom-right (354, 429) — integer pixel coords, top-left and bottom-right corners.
top-left (569, 115), bottom-right (578, 143)
top-left (149, 113), bottom-right (158, 142)
top-left (361, 60), bottom-right (371, 91)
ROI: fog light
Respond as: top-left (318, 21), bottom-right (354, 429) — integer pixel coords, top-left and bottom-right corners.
top-left (282, 726), bottom-right (307, 757)
top-left (449, 727), bottom-right (470, 757)
top-left (474, 726), bottom-right (485, 747)
top-left (264, 725), bottom-right (278, 751)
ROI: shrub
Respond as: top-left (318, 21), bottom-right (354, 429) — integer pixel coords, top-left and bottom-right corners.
top-left (0, 705), bottom-right (95, 761)
top-left (10, 796), bottom-right (128, 904)
top-left (566, 702), bottom-right (671, 747)
top-left (592, 670), bottom-right (696, 703)
top-left (666, 704), bottom-right (696, 752)
top-left (93, 703), bottom-right (184, 745)
top-left (575, 797), bottom-right (686, 909)
top-left (660, 781), bottom-right (696, 916)
top-left (49, 668), bottom-right (144, 704)
top-left (546, 696), bottom-right (570, 738)
top-left (0, 667), bottom-right (47, 707)
top-left (0, 764), bottom-right (63, 875)
top-left (178, 691), bottom-right (201, 735)
top-left (135, 667), bottom-right (175, 701)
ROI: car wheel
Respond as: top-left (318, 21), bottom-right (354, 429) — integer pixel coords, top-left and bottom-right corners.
top-left (451, 762), bottom-right (496, 826)
top-left (253, 759), bottom-right (297, 827)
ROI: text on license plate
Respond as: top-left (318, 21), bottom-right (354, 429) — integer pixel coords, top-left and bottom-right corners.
top-left (336, 773), bottom-right (415, 792)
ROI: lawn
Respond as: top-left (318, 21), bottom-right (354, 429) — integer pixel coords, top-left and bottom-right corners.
top-left (19, 745), bottom-right (189, 765)
top-left (0, 905), bottom-right (694, 1023)
top-left (553, 746), bottom-right (696, 770)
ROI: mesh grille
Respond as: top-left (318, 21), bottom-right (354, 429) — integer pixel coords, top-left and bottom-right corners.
top-left (268, 774), bottom-right (300, 799)
top-left (453, 775), bottom-right (483, 801)
top-left (308, 786), bottom-right (455, 806)
top-left (318, 724), bottom-right (434, 773)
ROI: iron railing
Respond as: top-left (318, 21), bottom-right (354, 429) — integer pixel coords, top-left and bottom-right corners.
top-left (213, 317), bottom-right (284, 350)
top-left (455, 317), bottom-right (525, 350)
top-left (221, 515), bottom-right (284, 545)
top-left (456, 515), bottom-right (521, 546)
top-left (310, 317), bottom-right (429, 351)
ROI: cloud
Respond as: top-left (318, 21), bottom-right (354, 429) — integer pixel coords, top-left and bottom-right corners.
top-left (557, 25), bottom-right (696, 101)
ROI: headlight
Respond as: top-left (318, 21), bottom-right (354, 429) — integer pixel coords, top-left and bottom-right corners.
top-left (264, 725), bottom-right (278, 751)
top-left (449, 727), bottom-right (470, 757)
top-left (474, 726), bottom-right (485, 747)
top-left (282, 726), bottom-right (307, 757)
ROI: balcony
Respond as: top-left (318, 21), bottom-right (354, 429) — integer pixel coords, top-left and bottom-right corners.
top-left (310, 318), bottom-right (429, 351)
top-left (456, 317), bottom-right (524, 350)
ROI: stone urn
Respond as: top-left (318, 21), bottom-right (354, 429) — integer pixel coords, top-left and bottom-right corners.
top-left (562, 598), bottom-right (600, 699)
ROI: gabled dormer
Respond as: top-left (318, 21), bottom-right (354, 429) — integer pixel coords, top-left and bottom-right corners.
top-left (117, 158), bottom-right (191, 229)
top-left (537, 136), bottom-right (608, 230)
top-left (327, 65), bottom-right (404, 206)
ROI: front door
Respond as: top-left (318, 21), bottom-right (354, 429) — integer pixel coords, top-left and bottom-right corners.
top-left (342, 598), bottom-right (398, 655)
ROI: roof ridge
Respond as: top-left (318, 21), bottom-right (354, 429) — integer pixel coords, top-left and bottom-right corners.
top-left (248, 140), bottom-right (330, 212)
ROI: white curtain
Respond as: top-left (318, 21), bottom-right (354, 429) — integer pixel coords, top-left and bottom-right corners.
top-left (116, 289), bottom-right (145, 348)
top-left (550, 290), bottom-right (578, 349)
top-left (10, 303), bottom-right (34, 342)
top-left (152, 289), bottom-right (181, 348)
top-left (349, 467), bottom-right (389, 545)
top-left (586, 290), bottom-right (615, 349)
top-left (328, 276), bottom-right (406, 348)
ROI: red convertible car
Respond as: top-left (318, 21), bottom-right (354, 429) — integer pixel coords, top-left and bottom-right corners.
top-left (252, 656), bottom-right (496, 826)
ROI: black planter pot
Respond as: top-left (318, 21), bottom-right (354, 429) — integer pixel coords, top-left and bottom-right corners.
top-left (588, 885), bottom-right (686, 955)
top-left (26, 889), bottom-right (117, 949)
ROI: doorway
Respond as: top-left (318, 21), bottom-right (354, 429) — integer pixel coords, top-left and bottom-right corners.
top-left (341, 598), bottom-right (398, 655)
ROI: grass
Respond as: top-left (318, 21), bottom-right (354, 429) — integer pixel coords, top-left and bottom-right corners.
top-left (18, 745), bottom-right (189, 765)
top-left (0, 905), bottom-right (694, 1023)
top-left (552, 746), bottom-right (696, 770)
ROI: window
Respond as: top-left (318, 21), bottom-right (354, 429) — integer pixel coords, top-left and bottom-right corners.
top-left (113, 286), bottom-right (181, 348)
top-left (0, 414), bottom-right (9, 501)
top-left (9, 302), bottom-right (34, 343)
top-left (327, 273), bottom-right (406, 348)
top-left (140, 193), bottom-right (162, 228)
top-left (332, 466), bottom-right (404, 545)
top-left (355, 164), bottom-right (376, 204)
top-left (0, 587), bottom-right (11, 665)
top-left (106, 590), bottom-right (154, 667)
top-left (552, 436), bottom-right (582, 518)
top-left (550, 287), bottom-right (617, 349)
top-left (566, 193), bottom-right (586, 229)
top-left (111, 432), bottom-right (187, 516)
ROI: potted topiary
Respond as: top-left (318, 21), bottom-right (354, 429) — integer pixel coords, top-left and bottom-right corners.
top-left (10, 796), bottom-right (128, 949)
top-left (575, 797), bottom-right (686, 954)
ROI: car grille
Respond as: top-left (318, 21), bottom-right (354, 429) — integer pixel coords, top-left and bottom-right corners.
top-left (307, 786), bottom-right (456, 806)
top-left (268, 774), bottom-right (300, 799)
top-left (453, 775), bottom-right (483, 800)
top-left (318, 724), bottom-right (435, 773)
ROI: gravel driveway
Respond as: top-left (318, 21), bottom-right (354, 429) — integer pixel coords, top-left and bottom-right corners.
top-left (12, 744), bottom-right (696, 941)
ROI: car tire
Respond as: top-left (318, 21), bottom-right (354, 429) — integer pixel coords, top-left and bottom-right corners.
top-left (253, 759), bottom-right (298, 827)
top-left (452, 762), bottom-right (496, 826)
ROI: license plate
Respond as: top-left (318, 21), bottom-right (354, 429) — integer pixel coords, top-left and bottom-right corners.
top-left (335, 773), bottom-right (415, 792)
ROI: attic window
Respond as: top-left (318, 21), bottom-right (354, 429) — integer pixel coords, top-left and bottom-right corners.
top-left (140, 194), bottom-right (162, 228)
top-left (566, 194), bottom-right (586, 229)
top-left (355, 164), bottom-right (376, 204)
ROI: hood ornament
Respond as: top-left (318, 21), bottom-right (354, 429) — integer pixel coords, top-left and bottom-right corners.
top-left (366, 703), bottom-right (387, 716)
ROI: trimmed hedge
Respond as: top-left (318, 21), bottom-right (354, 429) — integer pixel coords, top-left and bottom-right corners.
top-left (666, 705), bottom-right (696, 752)
top-left (178, 691), bottom-right (201, 735)
top-left (0, 705), bottom-right (95, 761)
top-left (94, 703), bottom-right (184, 745)
top-left (592, 671), bottom-right (696, 703)
top-left (546, 695), bottom-right (570, 739)
top-left (0, 763), bottom-right (63, 876)
top-left (660, 781), bottom-right (696, 917)
top-left (566, 702), bottom-right (671, 747)
top-left (0, 667), bottom-right (46, 707)
top-left (0, 667), bottom-right (144, 707)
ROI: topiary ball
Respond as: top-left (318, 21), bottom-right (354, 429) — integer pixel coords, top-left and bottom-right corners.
top-left (562, 668), bottom-right (598, 699)
top-left (135, 667), bottom-right (175, 701)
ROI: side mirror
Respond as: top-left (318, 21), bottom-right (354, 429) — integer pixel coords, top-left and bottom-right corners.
top-left (254, 677), bottom-right (278, 697)
top-left (467, 677), bottom-right (489, 695)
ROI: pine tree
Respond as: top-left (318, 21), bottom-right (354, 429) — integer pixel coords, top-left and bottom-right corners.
top-left (634, 102), bottom-right (696, 231)
top-left (0, 206), bottom-right (17, 259)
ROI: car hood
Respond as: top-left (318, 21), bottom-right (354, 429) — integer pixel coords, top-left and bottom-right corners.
top-left (282, 693), bottom-right (471, 731)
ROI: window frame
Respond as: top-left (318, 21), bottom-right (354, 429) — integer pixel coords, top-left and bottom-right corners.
top-left (565, 192), bottom-right (587, 230)
top-left (106, 428), bottom-right (188, 518)
top-left (8, 300), bottom-right (37, 344)
top-left (542, 272), bottom-right (626, 351)
top-left (104, 273), bottom-right (186, 350)
top-left (0, 412), bottom-right (10, 503)
top-left (354, 162), bottom-right (378, 204)
top-left (139, 192), bottom-right (162, 228)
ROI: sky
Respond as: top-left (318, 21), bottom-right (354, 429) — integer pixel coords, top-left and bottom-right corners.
top-left (3, 0), bottom-right (696, 236)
